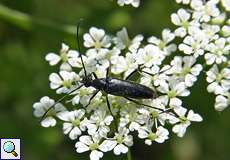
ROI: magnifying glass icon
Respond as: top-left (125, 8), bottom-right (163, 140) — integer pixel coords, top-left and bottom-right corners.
top-left (3, 141), bottom-right (18, 157)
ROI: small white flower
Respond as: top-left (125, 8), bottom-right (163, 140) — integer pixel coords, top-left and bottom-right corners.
top-left (45, 43), bottom-right (79, 71)
top-left (171, 9), bottom-right (194, 37)
top-left (49, 71), bottom-right (79, 94)
top-left (169, 56), bottom-right (203, 87)
top-left (205, 38), bottom-right (230, 65)
top-left (222, 25), bottom-right (230, 37)
top-left (140, 65), bottom-right (171, 87)
top-left (138, 123), bottom-right (169, 145)
top-left (111, 56), bottom-right (128, 74)
top-left (119, 105), bottom-right (147, 131)
top-left (215, 92), bottom-right (230, 111)
top-left (136, 44), bottom-right (164, 68)
top-left (83, 109), bottom-right (113, 137)
top-left (221, 0), bottom-right (230, 11)
top-left (148, 29), bottom-right (176, 56)
top-left (176, 0), bottom-right (190, 4)
top-left (212, 13), bottom-right (226, 25)
top-left (206, 65), bottom-right (230, 95)
top-left (33, 96), bottom-right (66, 127)
top-left (114, 27), bottom-right (143, 53)
top-left (172, 107), bottom-right (203, 137)
top-left (117, 0), bottom-right (140, 7)
top-left (201, 24), bottom-right (220, 41)
top-left (99, 127), bottom-right (133, 155)
top-left (57, 109), bottom-right (86, 140)
top-left (75, 135), bottom-right (104, 160)
top-left (191, 0), bottom-right (220, 22)
top-left (83, 27), bottom-right (111, 50)
top-left (157, 78), bottom-right (190, 107)
top-left (179, 28), bottom-right (209, 57)
top-left (111, 53), bottom-right (138, 77)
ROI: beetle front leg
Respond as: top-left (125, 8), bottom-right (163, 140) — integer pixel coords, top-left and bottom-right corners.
top-left (125, 64), bottom-right (148, 80)
top-left (92, 72), bottom-right (98, 79)
top-left (106, 65), bottom-right (110, 78)
top-left (105, 94), bottom-right (114, 116)
top-left (84, 89), bottom-right (100, 108)
top-left (106, 94), bottom-right (118, 130)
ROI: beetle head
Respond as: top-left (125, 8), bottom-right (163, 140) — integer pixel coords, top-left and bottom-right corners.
top-left (81, 74), bottom-right (93, 87)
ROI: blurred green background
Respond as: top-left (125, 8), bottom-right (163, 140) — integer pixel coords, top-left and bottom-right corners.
top-left (0, 0), bottom-right (230, 160)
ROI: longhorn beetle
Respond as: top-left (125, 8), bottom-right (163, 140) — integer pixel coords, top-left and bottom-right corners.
top-left (41, 20), bottom-right (164, 121)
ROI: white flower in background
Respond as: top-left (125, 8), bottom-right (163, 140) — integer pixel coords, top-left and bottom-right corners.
top-left (49, 71), bottom-right (79, 94)
top-left (191, 0), bottom-right (220, 22)
top-left (157, 78), bottom-right (190, 107)
top-left (176, 0), bottom-right (190, 4)
top-left (99, 127), bottom-right (133, 155)
top-left (138, 120), bottom-right (169, 145)
top-left (211, 13), bottom-right (226, 25)
top-left (201, 24), bottom-right (220, 41)
top-left (136, 44), bottom-right (164, 68)
top-left (205, 38), bottom-right (230, 65)
top-left (117, 0), bottom-right (140, 8)
top-left (89, 48), bottom-right (120, 71)
top-left (170, 56), bottom-right (203, 87)
top-left (83, 27), bottom-right (111, 51)
top-left (45, 43), bottom-right (79, 71)
top-left (215, 92), bottom-right (230, 111)
top-left (57, 109), bottom-right (86, 140)
top-left (111, 53), bottom-right (138, 77)
top-left (172, 107), bottom-right (203, 137)
top-left (206, 65), bottom-right (230, 95)
top-left (75, 135), bottom-right (104, 160)
top-left (222, 25), bottom-right (230, 37)
top-left (148, 29), bottom-right (176, 56)
top-left (171, 9), bottom-right (194, 37)
top-left (83, 109), bottom-right (113, 137)
top-left (179, 29), bottom-right (209, 57)
top-left (33, 96), bottom-right (66, 127)
top-left (114, 27), bottom-right (143, 53)
top-left (221, 0), bottom-right (230, 11)
top-left (111, 56), bottom-right (128, 74)
top-left (119, 105), bottom-right (147, 131)
top-left (140, 65), bottom-right (171, 87)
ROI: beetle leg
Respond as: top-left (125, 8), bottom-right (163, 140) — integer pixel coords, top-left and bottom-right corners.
top-left (92, 72), bottom-right (98, 79)
top-left (125, 64), bottom-right (149, 80)
top-left (106, 66), bottom-right (110, 78)
top-left (106, 94), bottom-right (118, 129)
top-left (105, 94), bottom-right (114, 116)
top-left (84, 89), bottom-right (100, 108)
top-left (139, 70), bottom-right (155, 77)
top-left (124, 97), bottom-right (164, 112)
top-left (125, 68), bottom-right (139, 80)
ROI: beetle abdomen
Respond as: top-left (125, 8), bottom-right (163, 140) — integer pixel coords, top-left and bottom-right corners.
top-left (105, 77), bottom-right (156, 99)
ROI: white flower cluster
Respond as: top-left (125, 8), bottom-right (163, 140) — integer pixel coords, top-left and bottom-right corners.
top-left (32, 0), bottom-right (230, 159)
top-left (174, 0), bottom-right (230, 111)
top-left (33, 26), bottom-right (203, 160)
top-left (117, 0), bottom-right (140, 8)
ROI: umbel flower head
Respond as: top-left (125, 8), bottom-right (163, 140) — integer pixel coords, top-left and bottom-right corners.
top-left (32, 0), bottom-right (230, 159)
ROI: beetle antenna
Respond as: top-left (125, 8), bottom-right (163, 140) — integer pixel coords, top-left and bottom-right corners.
top-left (77, 19), bottom-right (87, 77)
top-left (39, 84), bottom-right (84, 123)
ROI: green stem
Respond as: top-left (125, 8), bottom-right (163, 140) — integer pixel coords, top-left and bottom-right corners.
top-left (0, 3), bottom-right (76, 35)
top-left (127, 148), bottom-right (132, 160)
